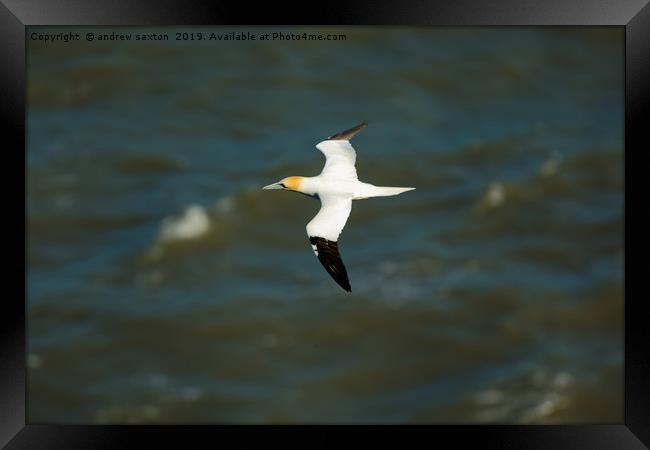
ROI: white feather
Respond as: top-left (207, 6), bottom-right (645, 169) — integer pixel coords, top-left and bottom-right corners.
top-left (315, 140), bottom-right (358, 180)
top-left (306, 194), bottom-right (352, 242)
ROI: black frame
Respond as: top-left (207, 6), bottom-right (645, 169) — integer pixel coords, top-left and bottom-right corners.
top-left (3, 1), bottom-right (647, 448)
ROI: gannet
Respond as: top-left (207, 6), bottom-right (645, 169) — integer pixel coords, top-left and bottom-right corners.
top-left (263, 122), bottom-right (415, 292)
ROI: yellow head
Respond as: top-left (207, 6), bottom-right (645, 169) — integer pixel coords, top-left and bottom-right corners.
top-left (263, 176), bottom-right (304, 192)
top-left (282, 176), bottom-right (303, 191)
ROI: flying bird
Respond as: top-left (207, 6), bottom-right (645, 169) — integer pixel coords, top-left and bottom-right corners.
top-left (263, 122), bottom-right (415, 292)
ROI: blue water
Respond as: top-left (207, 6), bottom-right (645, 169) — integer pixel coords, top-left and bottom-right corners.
top-left (27, 26), bottom-right (623, 423)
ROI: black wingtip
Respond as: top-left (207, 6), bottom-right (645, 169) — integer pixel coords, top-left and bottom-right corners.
top-left (327, 121), bottom-right (368, 141)
top-left (309, 236), bottom-right (353, 292)
top-left (338, 281), bottom-right (352, 293)
top-left (339, 280), bottom-right (352, 292)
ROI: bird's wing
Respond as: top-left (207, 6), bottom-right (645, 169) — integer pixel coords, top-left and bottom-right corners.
top-left (315, 122), bottom-right (367, 180)
top-left (315, 140), bottom-right (358, 180)
top-left (306, 194), bottom-right (353, 292)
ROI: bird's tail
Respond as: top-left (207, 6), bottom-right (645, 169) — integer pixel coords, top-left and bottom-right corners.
top-left (358, 185), bottom-right (416, 199)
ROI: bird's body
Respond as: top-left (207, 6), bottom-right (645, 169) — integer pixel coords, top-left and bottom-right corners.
top-left (263, 122), bottom-right (415, 292)
top-left (292, 177), bottom-right (412, 201)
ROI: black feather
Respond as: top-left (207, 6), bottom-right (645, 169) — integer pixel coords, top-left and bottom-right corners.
top-left (309, 236), bottom-right (352, 292)
top-left (327, 121), bottom-right (368, 141)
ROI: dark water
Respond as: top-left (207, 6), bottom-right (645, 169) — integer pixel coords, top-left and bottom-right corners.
top-left (27, 27), bottom-right (623, 423)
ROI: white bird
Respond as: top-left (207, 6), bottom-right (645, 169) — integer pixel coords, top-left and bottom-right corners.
top-left (263, 122), bottom-right (415, 292)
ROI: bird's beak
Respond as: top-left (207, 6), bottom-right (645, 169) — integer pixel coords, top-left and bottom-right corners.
top-left (262, 182), bottom-right (284, 190)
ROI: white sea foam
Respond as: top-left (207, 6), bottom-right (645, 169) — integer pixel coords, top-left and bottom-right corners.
top-left (159, 204), bottom-right (210, 242)
top-left (521, 393), bottom-right (565, 422)
top-left (552, 371), bottom-right (574, 389)
top-left (484, 181), bottom-right (505, 208)
top-left (539, 151), bottom-right (563, 177)
top-left (472, 369), bottom-right (575, 423)
top-left (475, 389), bottom-right (505, 406)
top-left (473, 404), bottom-right (512, 422)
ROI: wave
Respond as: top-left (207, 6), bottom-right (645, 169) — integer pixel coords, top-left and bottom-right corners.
top-left (142, 196), bottom-right (239, 263)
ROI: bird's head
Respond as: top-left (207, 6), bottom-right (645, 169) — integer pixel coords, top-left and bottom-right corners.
top-left (263, 176), bottom-right (304, 192)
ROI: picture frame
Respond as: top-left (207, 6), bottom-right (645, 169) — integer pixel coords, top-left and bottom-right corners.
top-left (2, 0), bottom-right (646, 447)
